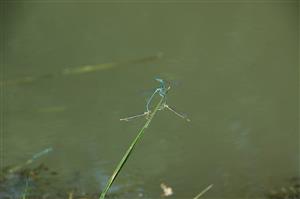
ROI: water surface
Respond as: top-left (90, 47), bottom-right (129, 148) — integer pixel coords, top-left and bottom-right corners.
top-left (1, 1), bottom-right (298, 198)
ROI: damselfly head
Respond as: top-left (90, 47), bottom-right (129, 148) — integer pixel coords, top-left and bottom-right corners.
top-left (155, 78), bottom-right (164, 84)
top-left (155, 78), bottom-right (172, 88)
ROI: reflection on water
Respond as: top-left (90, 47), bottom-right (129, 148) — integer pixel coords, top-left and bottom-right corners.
top-left (1, 2), bottom-right (298, 199)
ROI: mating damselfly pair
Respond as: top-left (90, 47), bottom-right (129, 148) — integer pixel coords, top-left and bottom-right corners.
top-left (120, 78), bottom-right (190, 122)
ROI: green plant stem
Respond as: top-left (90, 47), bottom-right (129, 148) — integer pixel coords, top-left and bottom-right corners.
top-left (99, 97), bottom-right (164, 199)
top-left (193, 184), bottom-right (213, 199)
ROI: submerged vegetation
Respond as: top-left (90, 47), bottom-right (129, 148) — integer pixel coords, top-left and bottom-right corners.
top-left (266, 177), bottom-right (300, 199)
top-left (0, 54), bottom-right (163, 87)
top-left (1, 157), bottom-right (298, 199)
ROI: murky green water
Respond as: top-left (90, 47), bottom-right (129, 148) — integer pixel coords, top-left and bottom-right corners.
top-left (1, 1), bottom-right (298, 199)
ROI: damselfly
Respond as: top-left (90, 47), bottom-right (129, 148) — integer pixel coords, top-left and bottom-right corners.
top-left (120, 78), bottom-right (190, 122)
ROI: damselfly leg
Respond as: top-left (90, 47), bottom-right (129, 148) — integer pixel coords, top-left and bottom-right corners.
top-left (120, 111), bottom-right (150, 122)
top-left (163, 104), bottom-right (191, 122)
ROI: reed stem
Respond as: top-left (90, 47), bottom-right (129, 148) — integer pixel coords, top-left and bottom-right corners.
top-left (99, 97), bottom-right (164, 199)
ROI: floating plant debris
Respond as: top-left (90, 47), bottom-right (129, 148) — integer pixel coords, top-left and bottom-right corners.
top-left (0, 54), bottom-right (163, 87)
top-left (160, 182), bottom-right (173, 197)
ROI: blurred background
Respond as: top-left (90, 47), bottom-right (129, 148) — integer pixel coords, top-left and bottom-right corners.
top-left (0, 1), bottom-right (298, 199)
